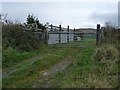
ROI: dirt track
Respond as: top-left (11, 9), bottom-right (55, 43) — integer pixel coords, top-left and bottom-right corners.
top-left (32, 57), bottom-right (74, 88)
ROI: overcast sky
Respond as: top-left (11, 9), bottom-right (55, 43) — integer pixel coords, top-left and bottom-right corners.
top-left (1, 0), bottom-right (119, 29)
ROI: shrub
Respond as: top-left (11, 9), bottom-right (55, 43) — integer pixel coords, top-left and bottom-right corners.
top-left (93, 45), bottom-right (118, 75)
top-left (2, 23), bottom-right (42, 51)
top-left (93, 45), bottom-right (118, 64)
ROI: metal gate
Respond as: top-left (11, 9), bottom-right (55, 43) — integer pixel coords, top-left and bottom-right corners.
top-left (46, 24), bottom-right (97, 47)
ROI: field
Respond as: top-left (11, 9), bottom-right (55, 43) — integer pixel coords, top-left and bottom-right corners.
top-left (2, 38), bottom-right (119, 88)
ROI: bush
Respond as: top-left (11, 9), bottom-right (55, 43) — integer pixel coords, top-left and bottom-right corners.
top-left (2, 23), bottom-right (42, 51)
top-left (93, 45), bottom-right (118, 64)
top-left (92, 45), bottom-right (119, 78)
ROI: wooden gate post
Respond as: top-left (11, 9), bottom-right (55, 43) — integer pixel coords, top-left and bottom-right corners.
top-left (96, 24), bottom-right (101, 45)
top-left (73, 28), bottom-right (76, 40)
top-left (44, 29), bottom-right (48, 44)
top-left (51, 24), bottom-right (52, 31)
top-left (59, 25), bottom-right (61, 43)
top-left (67, 25), bottom-right (69, 42)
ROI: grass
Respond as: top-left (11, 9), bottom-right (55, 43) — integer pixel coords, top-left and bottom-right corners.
top-left (2, 47), bottom-right (40, 69)
top-left (2, 45), bottom-right (79, 88)
top-left (49, 38), bottom-right (96, 47)
top-left (2, 38), bottom-right (118, 88)
top-left (44, 47), bottom-right (96, 88)
top-left (40, 38), bottom-right (118, 88)
top-left (44, 45), bottom-right (118, 88)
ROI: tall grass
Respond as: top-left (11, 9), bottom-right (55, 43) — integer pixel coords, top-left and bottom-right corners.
top-left (92, 25), bottom-right (119, 88)
top-left (2, 47), bottom-right (39, 69)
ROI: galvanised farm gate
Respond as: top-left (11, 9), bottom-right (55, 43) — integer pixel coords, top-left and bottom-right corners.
top-left (23, 24), bottom-right (102, 47)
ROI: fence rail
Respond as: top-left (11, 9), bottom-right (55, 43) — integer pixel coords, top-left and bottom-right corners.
top-left (22, 24), bottom-right (104, 45)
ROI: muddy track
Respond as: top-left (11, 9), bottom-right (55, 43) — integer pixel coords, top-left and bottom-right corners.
top-left (32, 57), bottom-right (74, 88)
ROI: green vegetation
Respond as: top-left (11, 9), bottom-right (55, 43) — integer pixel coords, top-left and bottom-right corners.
top-left (46, 47), bottom-right (96, 88)
top-left (2, 17), bottom-right (119, 88)
top-left (2, 39), bottom-right (95, 88)
top-left (2, 14), bottom-right (46, 52)
top-left (2, 23), bottom-right (43, 51)
top-left (50, 38), bottom-right (96, 47)
top-left (2, 37), bottom-right (119, 88)
top-left (41, 44), bottom-right (118, 88)
top-left (2, 47), bottom-right (39, 69)
top-left (26, 14), bottom-right (46, 30)
top-left (2, 46), bottom-right (79, 88)
top-left (43, 45), bottom-right (118, 88)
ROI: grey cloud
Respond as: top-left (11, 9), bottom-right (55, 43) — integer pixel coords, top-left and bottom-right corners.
top-left (2, 2), bottom-right (118, 28)
top-left (118, 1), bottom-right (120, 27)
top-left (90, 11), bottom-right (118, 27)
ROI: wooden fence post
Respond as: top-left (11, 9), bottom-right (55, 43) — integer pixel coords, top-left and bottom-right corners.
top-left (51, 24), bottom-right (52, 31)
top-left (67, 25), bottom-right (69, 42)
top-left (96, 24), bottom-right (101, 45)
top-left (73, 28), bottom-right (76, 41)
top-left (44, 29), bottom-right (48, 44)
top-left (59, 25), bottom-right (61, 43)
top-left (38, 32), bottom-right (41, 41)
